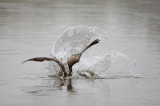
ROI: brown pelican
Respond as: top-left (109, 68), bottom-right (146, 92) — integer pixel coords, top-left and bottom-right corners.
top-left (22, 39), bottom-right (100, 78)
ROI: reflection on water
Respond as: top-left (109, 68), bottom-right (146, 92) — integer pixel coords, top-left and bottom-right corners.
top-left (49, 77), bottom-right (75, 92)
top-left (24, 77), bottom-right (75, 95)
top-left (0, 0), bottom-right (160, 106)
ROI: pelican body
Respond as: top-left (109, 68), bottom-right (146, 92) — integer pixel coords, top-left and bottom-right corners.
top-left (22, 39), bottom-right (100, 78)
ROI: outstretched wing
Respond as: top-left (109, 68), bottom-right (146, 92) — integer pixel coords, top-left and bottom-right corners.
top-left (22, 57), bottom-right (66, 76)
top-left (22, 57), bottom-right (60, 63)
top-left (67, 39), bottom-right (100, 69)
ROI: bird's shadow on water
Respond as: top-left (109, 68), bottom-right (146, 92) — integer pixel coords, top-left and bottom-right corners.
top-left (24, 76), bottom-right (77, 96)
top-left (52, 77), bottom-right (76, 93)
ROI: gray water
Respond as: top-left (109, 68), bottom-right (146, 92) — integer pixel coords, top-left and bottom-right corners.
top-left (0, 0), bottom-right (160, 106)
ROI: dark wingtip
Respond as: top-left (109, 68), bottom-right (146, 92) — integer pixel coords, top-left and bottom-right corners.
top-left (88, 39), bottom-right (100, 47)
top-left (93, 39), bottom-right (100, 44)
top-left (21, 59), bottom-right (31, 64)
top-left (96, 39), bottom-right (100, 42)
top-left (21, 60), bottom-right (28, 64)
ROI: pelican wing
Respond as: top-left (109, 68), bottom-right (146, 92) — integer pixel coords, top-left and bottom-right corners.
top-left (67, 39), bottom-right (100, 69)
top-left (22, 57), bottom-right (66, 76)
top-left (22, 57), bottom-right (60, 63)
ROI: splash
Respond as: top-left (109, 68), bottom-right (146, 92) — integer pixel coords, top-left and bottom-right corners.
top-left (52, 25), bottom-right (107, 61)
top-left (48, 25), bottom-right (140, 79)
top-left (90, 51), bottom-right (140, 79)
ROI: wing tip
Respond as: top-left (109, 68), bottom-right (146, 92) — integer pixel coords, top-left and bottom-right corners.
top-left (21, 60), bottom-right (28, 64)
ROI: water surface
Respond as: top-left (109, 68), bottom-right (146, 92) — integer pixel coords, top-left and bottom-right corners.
top-left (0, 0), bottom-right (160, 106)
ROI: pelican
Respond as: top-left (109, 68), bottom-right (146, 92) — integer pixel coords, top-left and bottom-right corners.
top-left (22, 39), bottom-right (100, 78)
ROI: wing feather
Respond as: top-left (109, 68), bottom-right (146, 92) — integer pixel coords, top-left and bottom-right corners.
top-left (67, 39), bottom-right (100, 69)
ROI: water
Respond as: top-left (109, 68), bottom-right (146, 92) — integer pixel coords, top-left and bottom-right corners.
top-left (0, 0), bottom-right (160, 106)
